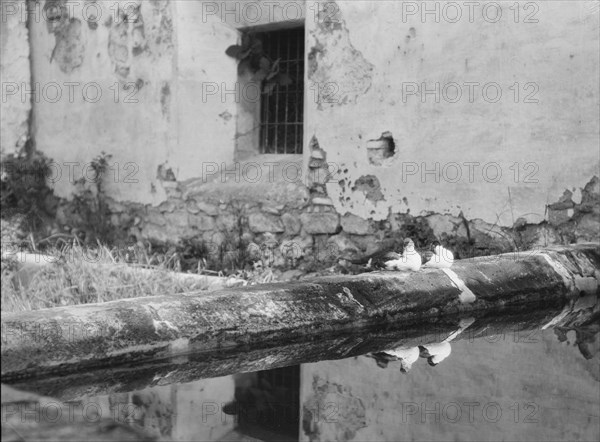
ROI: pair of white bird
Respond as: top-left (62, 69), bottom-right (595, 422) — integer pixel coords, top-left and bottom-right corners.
top-left (373, 317), bottom-right (476, 372)
top-left (383, 239), bottom-right (454, 271)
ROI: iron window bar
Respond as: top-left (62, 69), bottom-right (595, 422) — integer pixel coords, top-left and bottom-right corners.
top-left (258, 27), bottom-right (305, 154)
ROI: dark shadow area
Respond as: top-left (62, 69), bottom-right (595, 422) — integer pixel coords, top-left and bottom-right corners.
top-left (223, 366), bottom-right (300, 441)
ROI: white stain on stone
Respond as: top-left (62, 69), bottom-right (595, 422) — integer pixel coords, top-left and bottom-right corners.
top-left (339, 286), bottom-right (365, 312)
top-left (574, 276), bottom-right (599, 295)
top-left (541, 305), bottom-right (572, 330)
top-left (539, 253), bottom-right (576, 293)
top-left (477, 272), bottom-right (493, 283)
top-left (441, 269), bottom-right (477, 304)
top-left (571, 188), bottom-right (583, 204)
top-left (153, 319), bottom-right (179, 334)
top-left (259, 355), bottom-right (281, 366)
top-left (245, 298), bottom-right (282, 318)
top-left (154, 369), bottom-right (178, 383)
top-left (169, 337), bottom-right (190, 364)
top-left (170, 337), bottom-right (189, 353)
top-left (106, 343), bottom-right (167, 358)
top-left (445, 316), bottom-right (477, 342)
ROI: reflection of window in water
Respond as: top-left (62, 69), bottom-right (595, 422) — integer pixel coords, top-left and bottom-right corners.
top-left (225, 365), bottom-right (300, 440)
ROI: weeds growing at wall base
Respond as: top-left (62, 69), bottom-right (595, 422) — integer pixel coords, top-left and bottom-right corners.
top-left (1, 233), bottom-right (286, 314)
top-left (0, 241), bottom-right (214, 313)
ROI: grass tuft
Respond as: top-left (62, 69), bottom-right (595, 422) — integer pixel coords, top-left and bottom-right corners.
top-left (1, 241), bottom-right (213, 313)
top-left (1, 237), bottom-right (283, 313)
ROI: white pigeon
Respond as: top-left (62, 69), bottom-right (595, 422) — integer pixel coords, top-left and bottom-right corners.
top-left (422, 241), bottom-right (454, 268)
top-left (385, 238), bottom-right (421, 271)
top-left (385, 346), bottom-right (420, 373)
top-left (419, 341), bottom-right (452, 366)
top-left (369, 345), bottom-right (420, 372)
top-left (417, 317), bottom-right (475, 367)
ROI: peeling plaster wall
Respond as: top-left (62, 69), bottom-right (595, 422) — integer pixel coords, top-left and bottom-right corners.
top-left (21, 0), bottom-right (600, 255)
top-left (0, 0), bottom-right (31, 155)
top-left (28, 0), bottom-right (177, 205)
top-left (28, 0), bottom-right (307, 207)
top-left (170, 0), bottom-right (238, 177)
top-left (26, 0), bottom-right (341, 253)
top-left (300, 330), bottom-right (600, 442)
top-left (29, 0), bottom-right (245, 205)
top-left (79, 376), bottom-right (235, 440)
top-left (306, 1), bottom-right (600, 227)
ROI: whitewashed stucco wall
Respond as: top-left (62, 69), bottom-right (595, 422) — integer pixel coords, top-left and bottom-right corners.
top-left (1, 0), bottom-right (31, 155)
top-left (21, 0), bottom-right (600, 229)
top-left (28, 0), bottom-right (177, 204)
top-left (170, 1), bottom-right (239, 180)
top-left (306, 0), bottom-right (600, 226)
top-left (27, 0), bottom-right (240, 205)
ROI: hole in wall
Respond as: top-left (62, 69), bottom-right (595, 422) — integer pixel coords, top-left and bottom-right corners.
top-left (366, 131), bottom-right (395, 166)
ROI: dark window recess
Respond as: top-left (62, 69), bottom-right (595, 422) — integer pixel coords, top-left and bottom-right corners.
top-left (235, 365), bottom-right (300, 440)
top-left (258, 27), bottom-right (304, 154)
top-left (255, 365), bottom-right (300, 438)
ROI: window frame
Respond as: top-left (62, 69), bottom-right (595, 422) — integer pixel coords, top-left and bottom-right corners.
top-left (234, 22), bottom-right (306, 163)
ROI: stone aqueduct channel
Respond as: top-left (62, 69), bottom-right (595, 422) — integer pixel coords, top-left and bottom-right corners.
top-left (1, 244), bottom-right (599, 390)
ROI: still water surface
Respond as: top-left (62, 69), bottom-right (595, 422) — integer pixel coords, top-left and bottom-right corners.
top-left (69, 327), bottom-right (599, 441)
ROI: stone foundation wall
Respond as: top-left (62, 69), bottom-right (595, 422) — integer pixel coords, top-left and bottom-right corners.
top-left (50, 174), bottom-right (599, 271)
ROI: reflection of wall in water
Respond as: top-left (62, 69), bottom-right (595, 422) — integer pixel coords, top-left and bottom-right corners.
top-left (300, 329), bottom-right (599, 441)
top-left (81, 375), bottom-right (235, 440)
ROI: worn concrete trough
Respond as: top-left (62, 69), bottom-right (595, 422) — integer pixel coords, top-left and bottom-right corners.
top-left (7, 303), bottom-right (587, 401)
top-left (2, 244), bottom-right (599, 389)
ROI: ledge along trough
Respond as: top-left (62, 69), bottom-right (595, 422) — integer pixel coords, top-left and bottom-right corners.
top-left (2, 243), bottom-right (599, 398)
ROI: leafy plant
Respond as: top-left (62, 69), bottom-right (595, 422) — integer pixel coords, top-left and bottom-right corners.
top-left (71, 151), bottom-right (115, 243)
top-left (215, 200), bottom-right (253, 272)
top-left (226, 32), bottom-right (293, 94)
top-left (0, 151), bottom-right (55, 233)
top-left (396, 216), bottom-right (437, 249)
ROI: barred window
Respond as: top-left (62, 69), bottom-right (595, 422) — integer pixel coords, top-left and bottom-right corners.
top-left (258, 27), bottom-right (304, 154)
